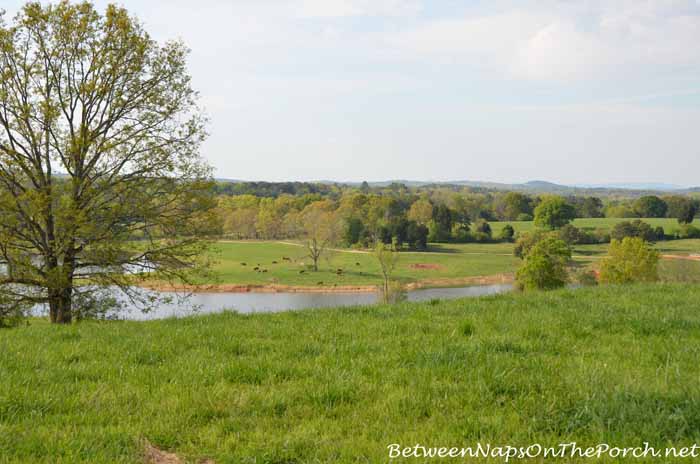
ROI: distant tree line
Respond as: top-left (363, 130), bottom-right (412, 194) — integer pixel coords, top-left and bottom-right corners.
top-left (213, 183), bottom-right (700, 249)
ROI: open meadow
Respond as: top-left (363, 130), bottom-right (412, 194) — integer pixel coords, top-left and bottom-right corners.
top-left (180, 235), bottom-right (700, 289)
top-left (2, 284), bottom-right (699, 462)
top-left (489, 218), bottom-right (700, 236)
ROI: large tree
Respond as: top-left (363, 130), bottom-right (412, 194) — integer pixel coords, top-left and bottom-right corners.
top-left (634, 195), bottom-right (667, 218)
top-left (533, 196), bottom-right (576, 230)
top-left (0, 2), bottom-right (213, 323)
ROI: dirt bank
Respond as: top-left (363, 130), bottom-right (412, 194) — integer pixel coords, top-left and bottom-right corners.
top-left (138, 274), bottom-right (515, 294)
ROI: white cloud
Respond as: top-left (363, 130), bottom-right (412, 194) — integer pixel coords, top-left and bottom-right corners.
top-left (393, 1), bottom-right (700, 81)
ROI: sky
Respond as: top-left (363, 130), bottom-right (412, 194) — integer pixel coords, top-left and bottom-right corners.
top-left (4, 0), bottom-right (700, 185)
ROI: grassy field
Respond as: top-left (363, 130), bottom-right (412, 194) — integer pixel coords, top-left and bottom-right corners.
top-left (196, 241), bottom-right (519, 287)
top-left (490, 217), bottom-right (700, 236)
top-left (184, 239), bottom-right (700, 288)
top-left (2, 284), bottom-right (700, 462)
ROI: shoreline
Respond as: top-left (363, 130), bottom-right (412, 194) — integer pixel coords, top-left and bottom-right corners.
top-left (137, 273), bottom-right (515, 294)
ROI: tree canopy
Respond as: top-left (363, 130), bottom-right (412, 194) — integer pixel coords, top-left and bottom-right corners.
top-left (0, 2), bottom-right (212, 323)
top-left (533, 196), bottom-right (576, 230)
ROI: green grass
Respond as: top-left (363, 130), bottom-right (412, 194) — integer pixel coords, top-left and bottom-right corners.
top-left (490, 217), bottom-right (700, 236)
top-left (193, 239), bottom-right (700, 288)
top-left (199, 241), bottom-right (519, 287)
top-left (2, 284), bottom-right (700, 462)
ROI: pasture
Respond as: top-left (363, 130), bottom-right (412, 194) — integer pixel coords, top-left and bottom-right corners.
top-left (199, 241), bottom-right (519, 288)
top-left (489, 217), bottom-right (700, 236)
top-left (183, 238), bottom-right (700, 288)
top-left (2, 284), bottom-right (700, 462)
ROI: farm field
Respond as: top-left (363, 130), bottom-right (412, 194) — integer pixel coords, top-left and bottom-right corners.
top-left (173, 238), bottom-right (700, 289)
top-left (2, 284), bottom-right (699, 462)
top-left (195, 241), bottom-right (520, 288)
top-left (489, 217), bottom-right (700, 236)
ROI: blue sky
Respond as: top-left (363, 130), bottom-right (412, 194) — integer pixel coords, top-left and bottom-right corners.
top-left (4, 0), bottom-right (700, 185)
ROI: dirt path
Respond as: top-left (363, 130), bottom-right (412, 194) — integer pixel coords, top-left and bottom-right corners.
top-left (144, 441), bottom-right (213, 464)
top-left (661, 254), bottom-right (700, 261)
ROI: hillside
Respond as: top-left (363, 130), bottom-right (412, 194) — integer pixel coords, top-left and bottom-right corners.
top-left (2, 284), bottom-right (699, 462)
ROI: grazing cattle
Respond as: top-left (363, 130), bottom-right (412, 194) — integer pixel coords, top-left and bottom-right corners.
top-left (299, 270), bottom-right (305, 274)
top-left (241, 262), bottom-right (247, 266)
top-left (262, 269), bottom-right (268, 273)
top-left (355, 262), bottom-right (360, 266)
top-left (317, 281), bottom-right (324, 285)
top-left (272, 261), bottom-right (278, 264)
top-left (282, 256), bottom-right (291, 261)
top-left (253, 266), bottom-right (259, 271)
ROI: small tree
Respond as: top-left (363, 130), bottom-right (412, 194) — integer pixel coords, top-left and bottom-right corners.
top-left (516, 237), bottom-right (571, 291)
top-left (407, 199), bottom-right (433, 225)
top-left (664, 196), bottom-right (697, 224)
top-left (513, 230), bottom-right (555, 259)
top-left (300, 203), bottom-right (338, 271)
top-left (599, 237), bottom-right (659, 284)
top-left (375, 241), bottom-right (402, 303)
top-left (499, 224), bottom-right (515, 242)
top-left (534, 196), bottom-right (576, 230)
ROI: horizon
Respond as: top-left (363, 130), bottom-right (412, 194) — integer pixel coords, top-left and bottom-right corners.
top-left (214, 176), bottom-right (695, 190)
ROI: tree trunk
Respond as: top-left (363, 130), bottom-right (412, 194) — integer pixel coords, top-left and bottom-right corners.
top-left (48, 286), bottom-right (73, 324)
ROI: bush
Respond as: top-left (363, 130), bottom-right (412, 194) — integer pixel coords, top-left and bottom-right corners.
top-left (499, 224), bottom-right (515, 242)
top-left (513, 230), bottom-right (556, 258)
top-left (573, 269), bottom-right (598, 286)
top-left (677, 224), bottom-right (700, 239)
top-left (558, 224), bottom-right (581, 245)
top-left (654, 226), bottom-right (666, 241)
top-left (0, 297), bottom-right (28, 328)
top-left (471, 219), bottom-right (492, 243)
top-left (380, 280), bottom-right (406, 304)
top-left (599, 237), bottom-right (659, 284)
top-left (593, 228), bottom-right (611, 244)
top-left (516, 237), bottom-right (572, 291)
top-left (610, 220), bottom-right (661, 242)
top-left (516, 213), bottom-right (533, 221)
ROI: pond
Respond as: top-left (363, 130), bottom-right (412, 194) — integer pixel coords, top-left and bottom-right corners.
top-left (111, 284), bottom-right (515, 320)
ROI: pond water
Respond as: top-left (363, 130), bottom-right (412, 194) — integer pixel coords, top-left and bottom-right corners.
top-left (29, 284), bottom-right (513, 320)
top-left (113, 284), bottom-right (514, 320)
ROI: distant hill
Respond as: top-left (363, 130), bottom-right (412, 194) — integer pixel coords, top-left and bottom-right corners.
top-left (574, 183), bottom-right (687, 191)
top-left (213, 177), bottom-right (699, 196)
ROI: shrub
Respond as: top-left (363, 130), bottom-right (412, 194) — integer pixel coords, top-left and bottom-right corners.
top-left (380, 280), bottom-right (406, 304)
top-left (516, 237), bottom-right (572, 291)
top-left (0, 296), bottom-right (27, 328)
top-left (516, 213), bottom-right (533, 222)
top-left (472, 219), bottom-right (492, 242)
top-left (499, 224), bottom-right (515, 242)
top-left (513, 230), bottom-right (556, 258)
top-left (610, 220), bottom-right (660, 242)
top-left (573, 269), bottom-right (598, 286)
top-left (677, 224), bottom-right (700, 239)
top-left (654, 226), bottom-right (666, 241)
top-left (593, 228), bottom-right (611, 244)
top-left (558, 224), bottom-right (581, 245)
top-left (599, 237), bottom-right (659, 284)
